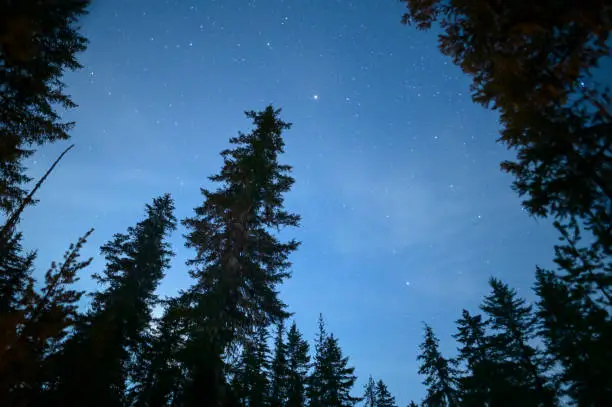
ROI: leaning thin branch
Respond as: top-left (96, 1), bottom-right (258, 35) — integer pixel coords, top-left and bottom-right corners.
top-left (0, 144), bottom-right (75, 239)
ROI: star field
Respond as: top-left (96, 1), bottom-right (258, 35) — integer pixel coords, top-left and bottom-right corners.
top-left (21, 1), bottom-right (561, 404)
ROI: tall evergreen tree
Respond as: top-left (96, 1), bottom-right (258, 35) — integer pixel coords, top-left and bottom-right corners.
top-left (452, 310), bottom-right (495, 407)
top-left (480, 278), bottom-right (556, 407)
top-left (232, 325), bottom-right (271, 407)
top-left (320, 333), bottom-right (360, 407)
top-left (308, 315), bottom-right (359, 407)
top-left (285, 321), bottom-right (310, 407)
top-left (417, 324), bottom-right (459, 407)
top-left (0, 229), bottom-right (93, 406)
top-left (0, 0), bottom-right (90, 213)
top-left (375, 379), bottom-right (397, 407)
top-left (270, 320), bottom-right (288, 407)
top-left (180, 105), bottom-right (300, 406)
top-left (50, 195), bottom-right (177, 407)
top-left (362, 375), bottom-right (376, 407)
top-left (130, 296), bottom-right (191, 407)
top-left (407, 402), bottom-right (419, 407)
top-left (534, 268), bottom-right (612, 406)
top-left (308, 314), bottom-right (328, 407)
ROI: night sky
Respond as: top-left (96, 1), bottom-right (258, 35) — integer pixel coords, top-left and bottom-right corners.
top-left (20, 1), bottom-right (561, 404)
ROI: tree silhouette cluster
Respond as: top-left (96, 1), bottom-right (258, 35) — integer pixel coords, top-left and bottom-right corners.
top-left (1, 1), bottom-right (611, 407)
top-left (401, 1), bottom-right (612, 406)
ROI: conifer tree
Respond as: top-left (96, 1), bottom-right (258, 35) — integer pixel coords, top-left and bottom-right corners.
top-left (232, 325), bottom-right (271, 407)
top-left (285, 321), bottom-right (310, 407)
top-left (375, 379), bottom-right (397, 407)
top-left (180, 105), bottom-right (300, 406)
top-left (130, 297), bottom-right (190, 407)
top-left (480, 278), bottom-right (556, 407)
top-left (270, 320), bottom-right (288, 407)
top-left (0, 0), bottom-right (90, 213)
top-left (50, 195), bottom-right (176, 407)
top-left (0, 229), bottom-right (93, 406)
top-left (308, 315), bottom-right (359, 407)
top-left (407, 402), bottom-right (419, 407)
top-left (362, 375), bottom-right (376, 407)
top-left (452, 310), bottom-right (496, 407)
top-left (417, 324), bottom-right (459, 407)
top-left (308, 314), bottom-right (328, 407)
top-left (534, 268), bottom-right (612, 406)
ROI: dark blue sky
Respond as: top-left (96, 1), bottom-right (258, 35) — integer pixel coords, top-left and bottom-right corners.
top-left (21, 0), bottom-right (561, 404)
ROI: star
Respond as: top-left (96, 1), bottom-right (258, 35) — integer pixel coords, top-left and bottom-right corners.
top-left (313, 94), bottom-right (319, 100)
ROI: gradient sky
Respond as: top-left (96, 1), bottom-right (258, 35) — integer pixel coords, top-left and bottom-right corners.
top-left (19, 0), bottom-right (562, 404)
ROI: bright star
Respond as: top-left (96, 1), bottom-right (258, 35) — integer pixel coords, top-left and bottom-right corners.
top-left (313, 94), bottom-right (319, 100)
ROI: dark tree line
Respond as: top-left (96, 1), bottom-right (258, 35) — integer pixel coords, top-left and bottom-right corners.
top-left (402, 1), bottom-right (612, 406)
top-left (1, 1), bottom-right (611, 407)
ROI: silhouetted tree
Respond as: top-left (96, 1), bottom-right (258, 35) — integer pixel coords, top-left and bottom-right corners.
top-left (407, 402), bottom-right (419, 407)
top-left (417, 324), bottom-right (459, 407)
top-left (285, 321), bottom-right (310, 407)
top-left (308, 314), bottom-right (359, 407)
top-left (362, 375), bottom-right (376, 407)
top-left (0, 229), bottom-right (92, 406)
top-left (180, 105), bottom-right (300, 406)
top-left (129, 296), bottom-right (190, 407)
top-left (232, 325), bottom-right (271, 407)
top-left (50, 195), bottom-right (176, 407)
top-left (534, 268), bottom-right (612, 406)
top-left (0, 0), bottom-right (90, 213)
top-left (480, 278), bottom-right (556, 407)
top-left (270, 320), bottom-right (288, 407)
top-left (375, 379), bottom-right (397, 407)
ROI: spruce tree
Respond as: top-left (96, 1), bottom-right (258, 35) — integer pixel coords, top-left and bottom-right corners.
top-left (480, 278), bottom-right (556, 407)
top-left (232, 325), bottom-right (271, 407)
top-left (180, 105), bottom-right (300, 406)
top-left (270, 320), bottom-right (288, 407)
top-left (362, 375), bottom-right (376, 407)
top-left (534, 268), bottom-right (612, 406)
top-left (285, 321), bottom-right (310, 407)
top-left (375, 379), bottom-right (397, 407)
top-left (407, 402), bottom-right (419, 407)
top-left (308, 315), bottom-right (359, 407)
top-left (50, 195), bottom-right (176, 407)
top-left (0, 0), bottom-right (90, 213)
top-left (417, 324), bottom-right (459, 407)
top-left (0, 229), bottom-right (93, 406)
top-left (308, 314), bottom-right (328, 407)
top-left (130, 296), bottom-right (190, 407)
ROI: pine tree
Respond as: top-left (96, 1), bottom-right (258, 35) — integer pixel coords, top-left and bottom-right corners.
top-left (308, 315), bottom-right (359, 407)
top-left (480, 278), bottom-right (556, 407)
top-left (130, 296), bottom-right (190, 407)
top-left (375, 379), bottom-right (397, 407)
top-left (50, 195), bottom-right (177, 407)
top-left (0, 229), bottom-right (93, 406)
top-left (362, 375), bottom-right (376, 407)
top-left (0, 0), bottom-right (90, 213)
top-left (232, 325), bottom-right (271, 407)
top-left (407, 402), bottom-right (419, 407)
top-left (0, 230), bottom-right (36, 316)
top-left (270, 320), bottom-right (288, 407)
top-left (285, 321), bottom-right (310, 407)
top-left (180, 105), bottom-right (300, 406)
top-left (534, 268), bottom-right (612, 406)
top-left (417, 324), bottom-right (459, 407)
top-left (308, 314), bottom-right (328, 407)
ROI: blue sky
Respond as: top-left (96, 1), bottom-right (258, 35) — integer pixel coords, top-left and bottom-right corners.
top-left (19, 0), bottom-right (562, 404)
